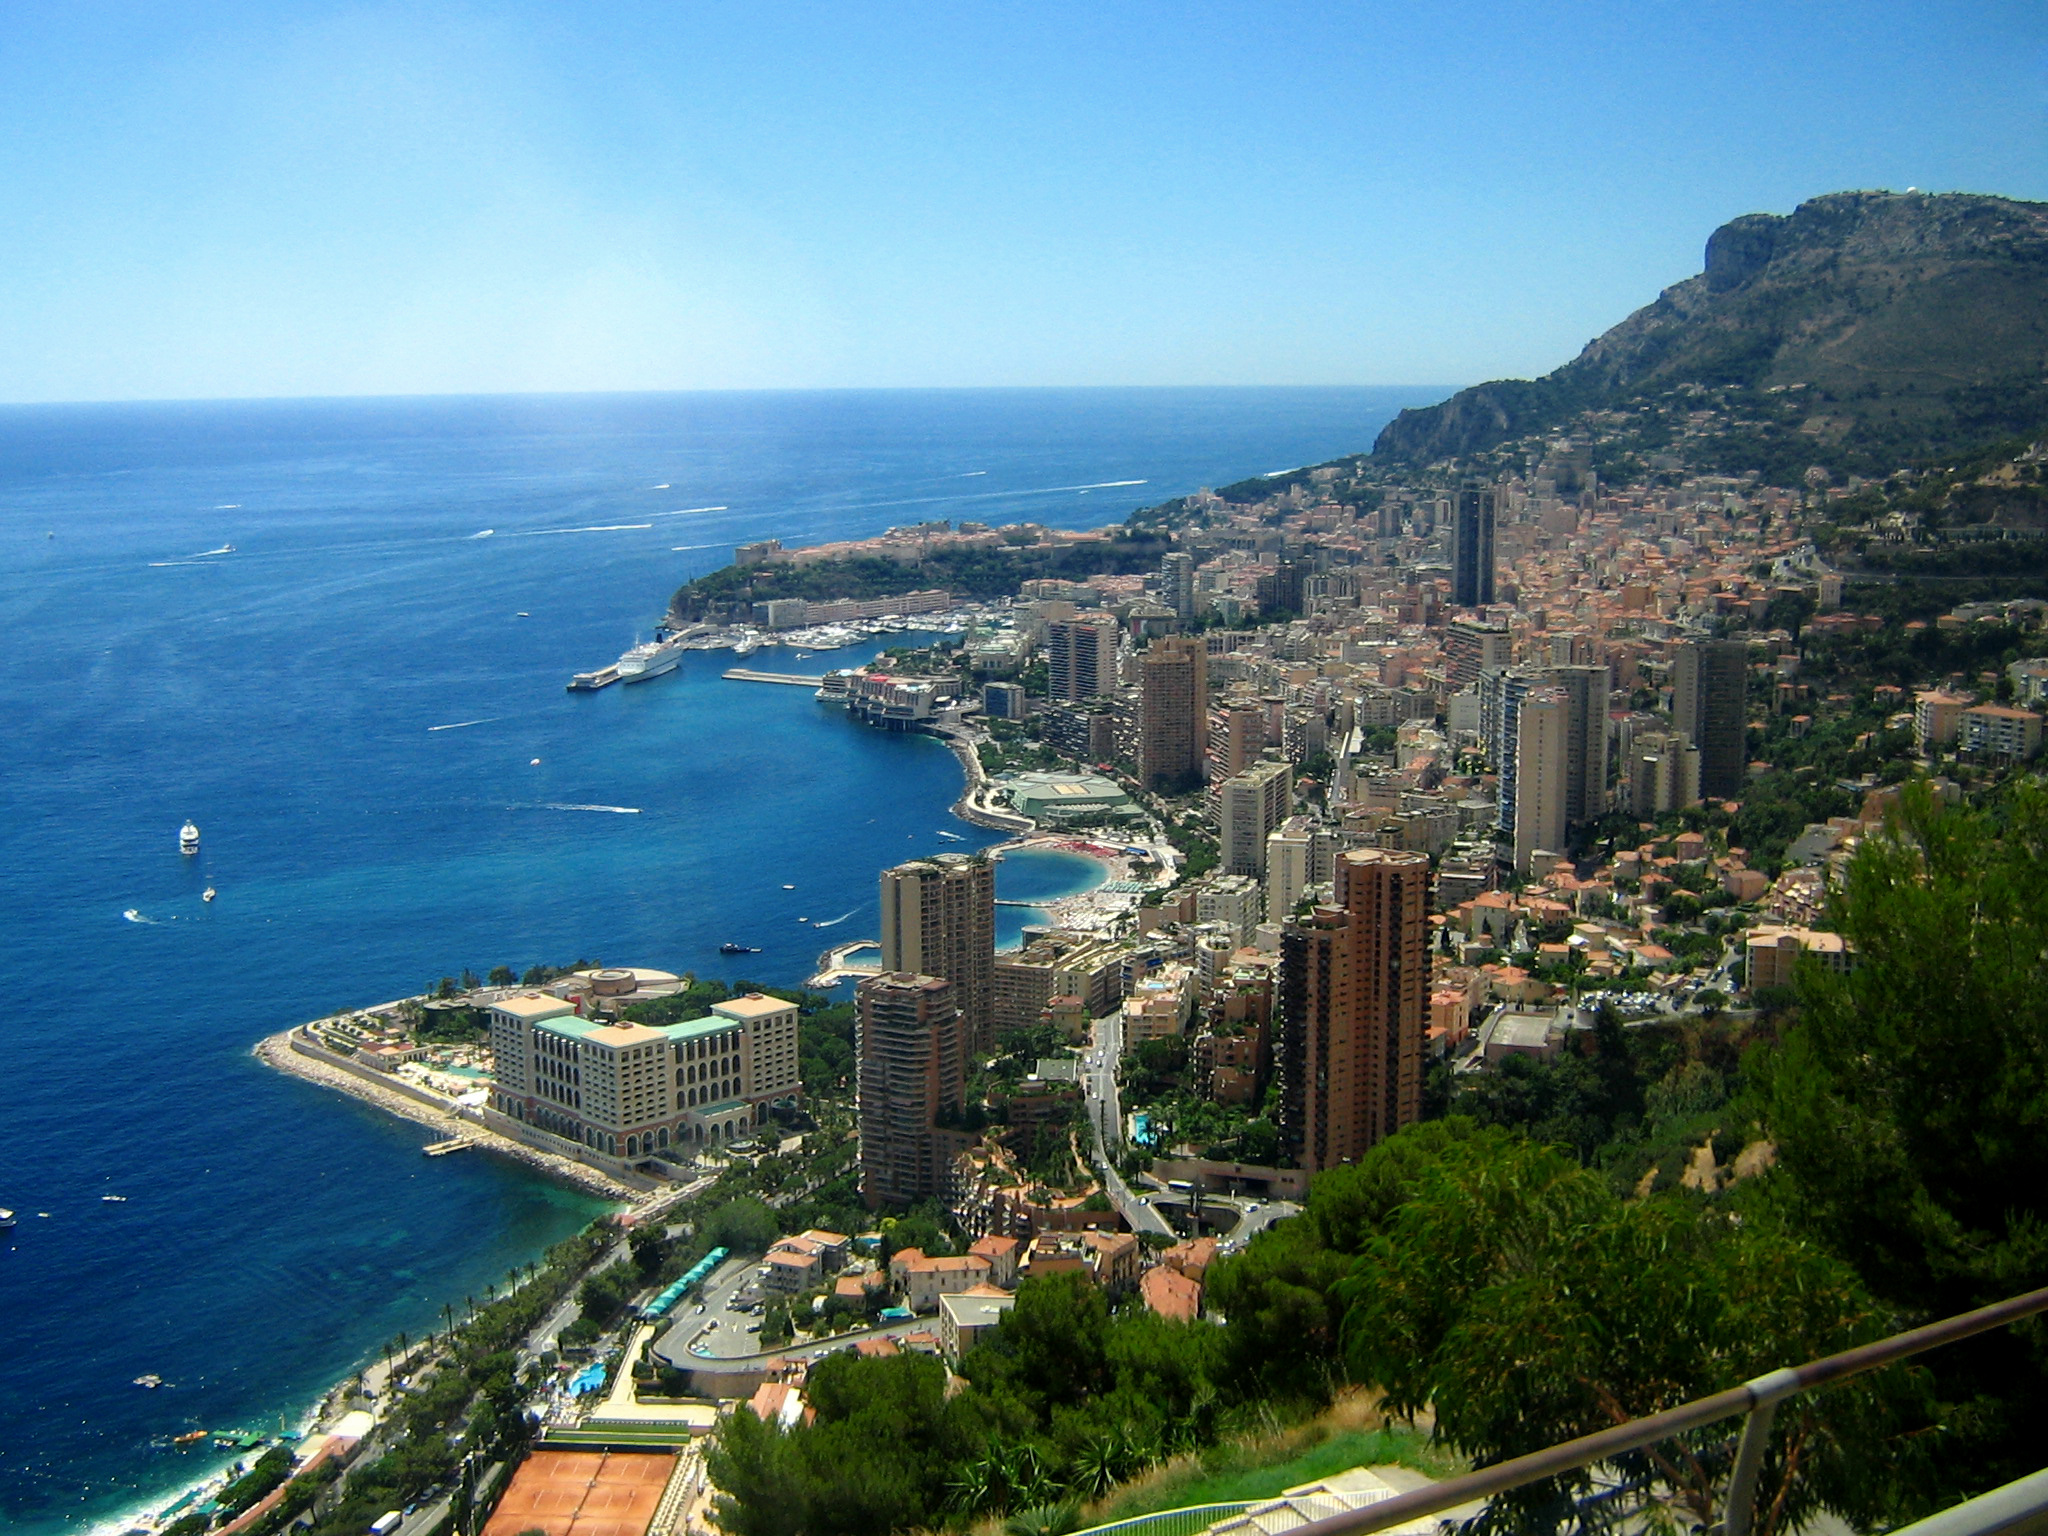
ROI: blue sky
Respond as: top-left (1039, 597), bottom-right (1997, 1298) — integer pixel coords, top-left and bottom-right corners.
top-left (0, 1), bottom-right (2041, 401)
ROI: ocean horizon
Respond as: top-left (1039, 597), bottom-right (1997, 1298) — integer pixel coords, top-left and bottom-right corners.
top-left (0, 384), bottom-right (1442, 1533)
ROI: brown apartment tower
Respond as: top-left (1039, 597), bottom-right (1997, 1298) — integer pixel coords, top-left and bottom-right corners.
top-left (879, 854), bottom-right (995, 1054)
top-left (1139, 635), bottom-right (1209, 792)
top-left (1277, 848), bottom-right (1429, 1173)
top-left (856, 972), bottom-right (963, 1207)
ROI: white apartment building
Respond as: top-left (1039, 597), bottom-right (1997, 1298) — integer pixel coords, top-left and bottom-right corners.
top-left (1218, 760), bottom-right (1293, 878)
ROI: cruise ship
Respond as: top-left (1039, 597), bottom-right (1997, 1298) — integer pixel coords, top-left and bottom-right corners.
top-left (616, 634), bottom-right (689, 682)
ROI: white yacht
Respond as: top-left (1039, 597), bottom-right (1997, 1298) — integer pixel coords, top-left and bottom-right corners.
top-left (0, 1208), bottom-right (15, 1231)
top-left (179, 822), bottom-right (200, 856)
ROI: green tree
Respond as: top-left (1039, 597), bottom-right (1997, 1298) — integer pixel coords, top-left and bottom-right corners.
top-left (1761, 779), bottom-right (2048, 1490)
top-left (629, 1226), bottom-right (667, 1280)
top-left (707, 1353), bottom-right (985, 1536)
top-left (703, 1196), bottom-right (781, 1254)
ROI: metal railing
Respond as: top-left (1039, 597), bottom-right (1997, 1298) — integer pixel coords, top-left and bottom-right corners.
top-left (1074, 1504), bottom-right (1255, 1536)
top-left (1264, 1283), bottom-right (2048, 1536)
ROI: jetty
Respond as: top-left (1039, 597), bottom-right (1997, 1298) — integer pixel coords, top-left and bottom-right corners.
top-left (722, 668), bottom-right (829, 686)
top-left (422, 1136), bottom-right (475, 1157)
top-left (809, 940), bottom-right (886, 989)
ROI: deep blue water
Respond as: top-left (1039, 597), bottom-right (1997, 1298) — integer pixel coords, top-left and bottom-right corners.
top-left (0, 386), bottom-right (1439, 1533)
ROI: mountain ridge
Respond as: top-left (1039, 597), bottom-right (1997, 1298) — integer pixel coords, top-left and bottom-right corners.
top-left (1372, 190), bottom-right (2048, 475)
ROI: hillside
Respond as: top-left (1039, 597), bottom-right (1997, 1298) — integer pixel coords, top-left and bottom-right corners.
top-left (1373, 191), bottom-right (2048, 478)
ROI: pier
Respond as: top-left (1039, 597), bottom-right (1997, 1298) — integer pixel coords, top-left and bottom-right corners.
top-left (422, 1137), bottom-right (476, 1157)
top-left (722, 668), bottom-right (829, 686)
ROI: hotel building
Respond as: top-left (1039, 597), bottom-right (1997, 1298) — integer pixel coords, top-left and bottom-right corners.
top-left (486, 990), bottom-right (801, 1170)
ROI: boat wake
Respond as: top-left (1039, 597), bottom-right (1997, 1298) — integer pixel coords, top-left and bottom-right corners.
top-left (427, 718), bottom-right (497, 732)
top-left (669, 542), bottom-right (723, 552)
top-left (538, 803), bottom-right (642, 814)
top-left (811, 908), bottom-right (859, 928)
top-left (655, 505), bottom-right (729, 517)
top-left (936, 829), bottom-right (965, 839)
top-left (122, 909), bottom-right (158, 924)
top-left (509, 523), bottom-right (652, 537)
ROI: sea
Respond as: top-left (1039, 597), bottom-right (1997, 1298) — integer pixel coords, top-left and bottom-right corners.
top-left (0, 385), bottom-right (1440, 1534)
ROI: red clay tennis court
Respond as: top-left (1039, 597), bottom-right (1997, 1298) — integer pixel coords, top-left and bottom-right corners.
top-left (482, 1448), bottom-right (678, 1536)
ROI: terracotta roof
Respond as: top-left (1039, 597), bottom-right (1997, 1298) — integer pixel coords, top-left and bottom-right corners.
top-left (1140, 1265), bottom-right (1202, 1322)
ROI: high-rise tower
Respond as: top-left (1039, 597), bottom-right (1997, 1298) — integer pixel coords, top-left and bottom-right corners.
top-left (1451, 482), bottom-right (1497, 609)
top-left (856, 973), bottom-right (963, 1207)
top-left (1218, 760), bottom-right (1293, 879)
top-left (879, 854), bottom-right (995, 1054)
top-left (1277, 849), bottom-right (1429, 1172)
top-left (1160, 551), bottom-right (1196, 621)
top-left (1513, 684), bottom-right (1571, 872)
top-left (1045, 615), bottom-right (1118, 703)
top-left (1541, 662), bottom-right (1612, 826)
top-left (1671, 639), bottom-right (1748, 799)
top-left (1139, 635), bottom-right (1209, 792)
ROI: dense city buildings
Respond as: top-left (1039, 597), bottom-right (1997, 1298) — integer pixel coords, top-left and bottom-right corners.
top-left (879, 855), bottom-right (996, 1054)
top-left (1138, 635), bottom-right (1209, 791)
top-left (857, 972), bottom-right (964, 1207)
top-left (1278, 849), bottom-right (1429, 1173)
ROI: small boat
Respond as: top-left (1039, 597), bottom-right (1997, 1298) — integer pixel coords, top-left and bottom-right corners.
top-left (202, 888), bottom-right (216, 903)
top-left (173, 1430), bottom-right (209, 1446)
top-left (797, 917), bottom-right (809, 924)
top-left (515, 611), bottom-right (530, 617)
top-left (718, 943), bottom-right (761, 956)
top-left (180, 821), bottom-right (200, 856)
top-left (103, 1194), bottom-right (128, 1203)
top-left (0, 1208), bottom-right (14, 1230)
top-left (781, 884), bottom-right (795, 890)
top-left (134, 1375), bottom-right (163, 1389)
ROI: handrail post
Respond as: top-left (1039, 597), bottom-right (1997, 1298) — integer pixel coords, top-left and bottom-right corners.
top-left (1721, 1368), bottom-right (1801, 1536)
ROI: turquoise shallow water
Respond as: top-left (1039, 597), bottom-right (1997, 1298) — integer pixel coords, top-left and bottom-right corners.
top-left (0, 386), bottom-right (1437, 1532)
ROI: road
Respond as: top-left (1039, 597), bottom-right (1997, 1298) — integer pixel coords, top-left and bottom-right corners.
top-left (651, 1255), bottom-right (764, 1362)
top-left (1080, 1012), bottom-right (1174, 1239)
